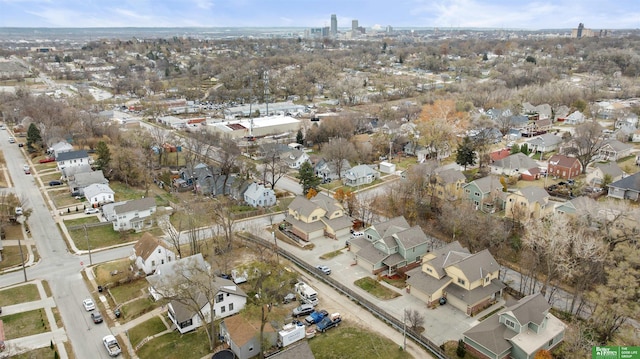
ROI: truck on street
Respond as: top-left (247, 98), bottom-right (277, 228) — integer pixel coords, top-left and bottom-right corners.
top-left (102, 335), bottom-right (122, 357)
top-left (316, 313), bottom-right (341, 333)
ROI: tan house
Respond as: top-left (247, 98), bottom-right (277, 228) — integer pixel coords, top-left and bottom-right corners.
top-left (597, 139), bottom-right (632, 161)
top-left (405, 241), bottom-right (505, 316)
top-left (432, 167), bottom-right (467, 201)
top-left (586, 162), bottom-right (625, 186)
top-left (284, 193), bottom-right (353, 241)
top-left (505, 187), bottom-right (552, 220)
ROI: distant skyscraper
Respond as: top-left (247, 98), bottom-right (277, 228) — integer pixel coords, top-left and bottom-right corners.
top-left (352, 20), bottom-right (358, 31)
top-left (577, 23), bottom-right (584, 38)
top-left (331, 14), bottom-right (337, 36)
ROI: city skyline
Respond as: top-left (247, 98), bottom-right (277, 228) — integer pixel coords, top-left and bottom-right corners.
top-left (0, 0), bottom-right (639, 30)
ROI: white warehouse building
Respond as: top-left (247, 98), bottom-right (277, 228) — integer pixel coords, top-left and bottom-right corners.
top-left (223, 102), bottom-right (306, 119)
top-left (205, 115), bottom-right (301, 139)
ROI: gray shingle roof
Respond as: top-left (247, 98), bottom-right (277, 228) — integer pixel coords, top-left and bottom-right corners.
top-left (593, 162), bottom-right (624, 178)
top-left (609, 171), bottom-right (640, 191)
top-left (448, 249), bottom-right (500, 283)
top-left (83, 183), bottom-right (114, 199)
top-left (515, 187), bottom-right (549, 206)
top-left (114, 197), bottom-right (156, 215)
top-left (502, 292), bottom-right (550, 326)
top-left (493, 153), bottom-right (538, 171)
top-left (468, 176), bottom-right (503, 194)
top-left (394, 226), bottom-right (429, 249)
top-left (56, 150), bottom-right (89, 162)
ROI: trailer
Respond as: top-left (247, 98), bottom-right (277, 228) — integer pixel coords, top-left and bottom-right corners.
top-left (295, 282), bottom-right (318, 306)
top-left (277, 322), bottom-right (306, 348)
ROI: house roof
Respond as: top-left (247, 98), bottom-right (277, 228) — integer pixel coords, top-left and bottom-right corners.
top-left (490, 148), bottom-right (512, 162)
top-left (72, 170), bottom-right (107, 188)
top-left (56, 149), bottom-right (89, 162)
top-left (501, 293), bottom-right (550, 326)
top-left (244, 182), bottom-right (273, 202)
top-left (493, 153), bottom-right (538, 171)
top-left (405, 267), bottom-right (452, 296)
top-left (284, 214), bottom-right (325, 232)
top-left (393, 225), bottom-right (429, 249)
top-left (427, 241), bottom-right (469, 279)
top-left (345, 164), bottom-right (378, 179)
top-left (466, 176), bottom-right (503, 194)
top-left (321, 215), bottom-right (353, 232)
top-left (608, 171), bottom-right (640, 192)
top-left (514, 187), bottom-right (549, 206)
top-left (288, 196), bottom-right (322, 218)
top-left (371, 216), bottom-right (410, 238)
top-left (356, 244), bottom-right (389, 265)
top-left (463, 311), bottom-right (515, 355)
top-left (114, 197), bottom-right (156, 215)
top-left (223, 314), bottom-right (275, 347)
top-left (170, 292), bottom-right (209, 323)
top-left (382, 253), bottom-right (405, 266)
top-left (602, 139), bottom-right (632, 152)
top-left (311, 193), bottom-right (342, 217)
top-left (593, 162), bottom-right (624, 178)
top-left (435, 168), bottom-right (466, 184)
top-left (83, 183), bottom-right (114, 199)
top-left (267, 341), bottom-right (315, 359)
top-left (558, 196), bottom-right (598, 214)
top-left (526, 133), bottom-right (562, 147)
top-left (548, 154), bottom-right (580, 169)
top-left (449, 249), bottom-right (500, 283)
top-left (445, 278), bottom-right (506, 306)
top-left (134, 232), bottom-right (170, 260)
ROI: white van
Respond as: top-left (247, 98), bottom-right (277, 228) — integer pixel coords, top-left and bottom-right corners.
top-left (350, 231), bottom-right (364, 240)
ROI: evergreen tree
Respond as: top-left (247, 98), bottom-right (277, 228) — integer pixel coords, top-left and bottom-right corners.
top-left (510, 143), bottom-right (521, 154)
top-left (296, 129), bottom-right (304, 145)
top-left (26, 123), bottom-right (42, 150)
top-left (94, 141), bottom-right (111, 171)
top-left (297, 161), bottom-right (321, 195)
top-left (520, 143), bottom-right (530, 155)
top-left (455, 136), bottom-right (476, 170)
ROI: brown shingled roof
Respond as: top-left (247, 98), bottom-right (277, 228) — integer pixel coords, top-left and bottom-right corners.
top-left (134, 232), bottom-right (170, 260)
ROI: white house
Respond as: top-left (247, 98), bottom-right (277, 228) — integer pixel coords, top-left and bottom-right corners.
top-left (243, 182), bottom-right (276, 207)
top-left (563, 111), bottom-right (586, 125)
top-left (112, 197), bottom-right (157, 232)
top-left (56, 150), bottom-right (91, 172)
top-left (146, 254), bottom-right (247, 334)
top-left (282, 149), bottom-right (310, 169)
top-left (48, 141), bottom-right (74, 158)
top-left (83, 183), bottom-right (114, 206)
top-left (131, 232), bottom-right (174, 275)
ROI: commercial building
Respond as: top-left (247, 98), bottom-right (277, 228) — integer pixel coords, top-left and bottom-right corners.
top-left (205, 115), bottom-right (301, 139)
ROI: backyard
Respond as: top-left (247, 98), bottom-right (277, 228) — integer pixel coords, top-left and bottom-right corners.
top-left (354, 277), bottom-right (401, 300)
top-left (136, 327), bottom-right (210, 359)
top-left (309, 324), bottom-right (412, 359)
top-left (128, 316), bottom-right (168, 348)
top-left (67, 223), bottom-right (162, 251)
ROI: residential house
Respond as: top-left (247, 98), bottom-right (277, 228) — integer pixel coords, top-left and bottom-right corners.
top-left (284, 193), bottom-right (353, 241)
top-left (463, 176), bottom-right (507, 213)
top-left (131, 232), bottom-right (174, 275)
top-left (489, 148), bottom-right (512, 163)
top-left (547, 154), bottom-right (582, 180)
top-left (607, 172), bottom-right (640, 201)
top-left (83, 183), bottom-right (114, 206)
top-left (522, 102), bottom-right (552, 120)
top-left (432, 167), bottom-right (467, 201)
top-left (632, 130), bottom-right (640, 143)
top-left (505, 187), bottom-right (552, 219)
top-left (525, 133), bottom-right (562, 155)
top-left (147, 254), bottom-right (248, 333)
top-left (56, 150), bottom-right (91, 172)
top-left (68, 170), bottom-right (108, 194)
top-left (220, 314), bottom-right (276, 359)
top-left (614, 113), bottom-right (638, 130)
top-left (404, 142), bottom-right (452, 162)
top-left (266, 341), bottom-right (315, 359)
top-left (349, 216), bottom-right (435, 275)
top-left (597, 139), bottom-right (632, 161)
top-left (314, 158), bottom-right (351, 182)
top-left (244, 182), bottom-right (276, 207)
top-left (490, 153), bottom-right (539, 178)
top-left (554, 196), bottom-right (599, 216)
top-left (48, 141), bottom-right (73, 158)
top-left (112, 197), bottom-right (157, 232)
top-left (282, 148), bottom-right (310, 169)
top-left (60, 164), bottom-right (92, 181)
top-left (586, 162), bottom-right (625, 186)
top-left (522, 118), bottom-right (552, 137)
top-left (463, 293), bottom-right (566, 359)
top-left (405, 241), bottom-right (505, 316)
top-left (343, 165), bottom-right (379, 187)
top-left (563, 111), bottom-right (586, 125)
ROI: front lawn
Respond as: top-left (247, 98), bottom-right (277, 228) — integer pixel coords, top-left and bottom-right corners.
top-left (128, 316), bottom-right (167, 348)
top-left (0, 245), bottom-right (29, 270)
top-left (309, 324), bottom-right (412, 359)
top-left (136, 327), bottom-right (210, 359)
top-left (354, 277), bottom-right (401, 300)
top-left (109, 279), bottom-right (149, 304)
top-left (94, 259), bottom-right (134, 287)
top-left (50, 191), bottom-right (82, 208)
top-left (121, 297), bottom-right (160, 321)
top-left (68, 224), bottom-right (161, 250)
top-left (2, 309), bottom-right (50, 339)
top-left (4, 223), bottom-right (24, 240)
top-left (0, 283), bottom-right (40, 306)
top-left (13, 347), bottom-right (58, 359)
top-left (63, 217), bottom-right (101, 227)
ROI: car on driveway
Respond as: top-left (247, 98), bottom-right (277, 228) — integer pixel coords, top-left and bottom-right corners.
top-left (85, 207), bottom-right (100, 214)
top-left (83, 298), bottom-right (95, 311)
top-left (292, 303), bottom-right (314, 317)
top-left (316, 265), bottom-right (331, 275)
top-left (91, 312), bottom-right (103, 324)
top-left (49, 180), bottom-right (62, 186)
top-left (283, 293), bottom-right (296, 304)
top-left (39, 157), bottom-right (55, 164)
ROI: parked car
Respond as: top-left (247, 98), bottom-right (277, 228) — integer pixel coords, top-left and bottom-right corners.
top-left (18, 143), bottom-right (23, 147)
top-left (91, 312), bottom-right (103, 324)
top-left (85, 208), bottom-right (100, 215)
top-left (283, 293), bottom-right (296, 304)
top-left (8, 137), bottom-right (15, 143)
top-left (82, 298), bottom-right (96, 311)
top-left (39, 157), bottom-right (55, 164)
top-left (316, 265), bottom-right (331, 275)
top-left (49, 180), bottom-right (62, 186)
top-left (292, 304), bottom-right (314, 317)
top-left (15, 207), bottom-right (23, 216)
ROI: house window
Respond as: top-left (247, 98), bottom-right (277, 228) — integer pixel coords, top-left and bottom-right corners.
top-left (161, 259), bottom-right (164, 265)
top-left (216, 293), bottom-right (224, 303)
top-left (505, 319), bottom-right (515, 328)
top-left (151, 260), bottom-right (155, 266)
top-left (474, 192), bottom-right (480, 197)
top-left (158, 248), bottom-right (161, 253)
top-left (180, 318), bottom-right (193, 329)
top-left (457, 278), bottom-right (465, 285)
top-left (229, 303), bottom-right (234, 311)
top-left (426, 267), bottom-right (432, 273)
top-left (312, 215), bottom-right (317, 220)
top-left (485, 277), bottom-right (490, 283)
top-left (548, 339), bottom-right (554, 346)
top-left (220, 306), bottom-right (226, 313)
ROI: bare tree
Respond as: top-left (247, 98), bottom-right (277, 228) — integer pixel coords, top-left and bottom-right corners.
top-left (322, 138), bottom-right (357, 181)
top-left (404, 308), bottom-right (425, 330)
top-left (562, 120), bottom-right (605, 174)
top-left (209, 197), bottom-right (236, 253)
top-left (217, 136), bottom-right (240, 195)
top-left (261, 146), bottom-right (289, 190)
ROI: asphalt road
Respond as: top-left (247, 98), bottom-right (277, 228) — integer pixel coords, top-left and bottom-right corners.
top-left (0, 129), bottom-right (129, 359)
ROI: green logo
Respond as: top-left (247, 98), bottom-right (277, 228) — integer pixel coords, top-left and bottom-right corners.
top-left (593, 346), bottom-right (640, 359)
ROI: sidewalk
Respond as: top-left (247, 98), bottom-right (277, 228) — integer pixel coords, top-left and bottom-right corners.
top-left (1, 280), bottom-right (69, 359)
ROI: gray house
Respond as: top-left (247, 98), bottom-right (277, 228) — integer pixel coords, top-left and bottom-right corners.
top-left (463, 293), bottom-right (566, 359)
top-left (607, 172), bottom-right (640, 201)
top-left (220, 314), bottom-right (276, 359)
top-left (343, 164), bottom-right (379, 187)
top-left (69, 170), bottom-right (108, 194)
top-left (314, 158), bottom-right (351, 182)
top-left (463, 176), bottom-right (507, 212)
top-left (349, 216), bottom-right (434, 275)
top-left (243, 182), bottom-right (276, 207)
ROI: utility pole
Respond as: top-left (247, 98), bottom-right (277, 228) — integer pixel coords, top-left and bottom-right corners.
top-left (84, 224), bottom-right (93, 266)
top-left (403, 310), bottom-right (407, 351)
top-left (17, 217), bottom-right (27, 282)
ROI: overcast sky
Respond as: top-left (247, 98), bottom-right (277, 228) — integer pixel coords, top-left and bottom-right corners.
top-left (0, 0), bottom-right (638, 30)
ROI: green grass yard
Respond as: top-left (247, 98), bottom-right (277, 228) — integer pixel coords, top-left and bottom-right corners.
top-left (136, 327), bottom-right (210, 359)
top-left (2, 309), bottom-right (50, 339)
top-left (354, 277), bottom-right (401, 300)
top-left (109, 279), bottom-right (149, 305)
top-left (128, 316), bottom-right (167, 348)
top-left (0, 283), bottom-right (40, 306)
top-left (309, 324), bottom-right (412, 359)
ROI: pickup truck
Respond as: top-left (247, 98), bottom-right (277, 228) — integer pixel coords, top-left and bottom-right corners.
top-left (316, 313), bottom-right (341, 333)
top-left (102, 335), bottom-right (122, 357)
top-left (304, 309), bottom-right (328, 326)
